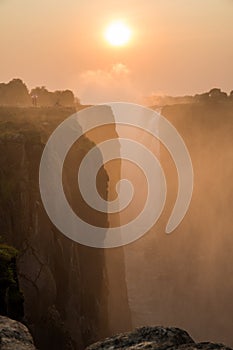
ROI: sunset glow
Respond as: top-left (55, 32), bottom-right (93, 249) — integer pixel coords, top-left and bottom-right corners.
top-left (0, 0), bottom-right (232, 103)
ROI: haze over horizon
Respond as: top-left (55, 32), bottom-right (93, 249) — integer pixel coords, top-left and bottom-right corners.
top-left (1, 0), bottom-right (233, 104)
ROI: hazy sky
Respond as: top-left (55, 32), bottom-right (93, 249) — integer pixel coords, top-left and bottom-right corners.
top-left (0, 0), bottom-right (233, 103)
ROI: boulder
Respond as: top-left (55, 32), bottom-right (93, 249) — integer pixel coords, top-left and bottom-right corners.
top-left (86, 326), bottom-right (232, 350)
top-left (0, 315), bottom-right (36, 349)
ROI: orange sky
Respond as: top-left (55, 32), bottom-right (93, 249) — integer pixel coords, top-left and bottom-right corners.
top-left (0, 0), bottom-right (233, 103)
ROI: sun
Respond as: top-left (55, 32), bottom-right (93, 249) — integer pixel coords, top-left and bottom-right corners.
top-left (105, 21), bottom-right (132, 47)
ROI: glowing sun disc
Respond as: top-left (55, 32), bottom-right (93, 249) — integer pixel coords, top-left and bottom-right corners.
top-left (105, 21), bottom-right (131, 46)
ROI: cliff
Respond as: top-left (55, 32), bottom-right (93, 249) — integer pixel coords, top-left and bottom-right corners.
top-left (0, 106), bottom-right (132, 349)
top-left (1, 100), bottom-right (233, 349)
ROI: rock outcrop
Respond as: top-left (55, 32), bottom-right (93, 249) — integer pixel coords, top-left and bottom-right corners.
top-left (86, 326), bottom-right (232, 350)
top-left (0, 315), bottom-right (36, 350)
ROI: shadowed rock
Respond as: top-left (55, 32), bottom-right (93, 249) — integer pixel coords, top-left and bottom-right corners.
top-left (86, 326), bottom-right (232, 350)
top-left (0, 316), bottom-right (36, 349)
top-left (86, 326), bottom-right (194, 349)
top-left (175, 344), bottom-right (232, 350)
top-left (0, 244), bottom-right (24, 321)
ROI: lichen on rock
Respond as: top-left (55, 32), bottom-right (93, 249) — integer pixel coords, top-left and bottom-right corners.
top-left (0, 315), bottom-right (36, 350)
top-left (86, 326), bottom-right (233, 350)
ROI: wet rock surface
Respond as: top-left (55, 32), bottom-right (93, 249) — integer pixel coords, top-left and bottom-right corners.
top-left (0, 315), bottom-right (36, 349)
top-left (86, 326), bottom-right (232, 350)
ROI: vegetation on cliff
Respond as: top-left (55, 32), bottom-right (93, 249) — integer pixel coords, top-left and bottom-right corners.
top-left (0, 243), bottom-right (24, 321)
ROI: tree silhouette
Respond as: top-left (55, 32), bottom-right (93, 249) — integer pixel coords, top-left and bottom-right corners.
top-left (0, 79), bottom-right (31, 106)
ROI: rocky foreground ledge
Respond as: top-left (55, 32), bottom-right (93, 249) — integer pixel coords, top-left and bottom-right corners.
top-left (0, 319), bottom-right (232, 350)
top-left (0, 316), bottom-right (36, 350)
top-left (86, 326), bottom-right (232, 350)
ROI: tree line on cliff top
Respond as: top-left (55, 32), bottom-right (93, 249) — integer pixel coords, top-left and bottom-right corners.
top-left (146, 88), bottom-right (233, 106)
top-left (0, 78), bottom-right (233, 107)
top-left (0, 79), bottom-right (79, 107)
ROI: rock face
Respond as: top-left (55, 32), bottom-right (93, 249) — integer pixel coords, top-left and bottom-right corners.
top-left (86, 326), bottom-right (232, 350)
top-left (0, 316), bottom-right (36, 350)
top-left (0, 107), bottom-right (132, 350)
top-left (2, 103), bottom-right (233, 349)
